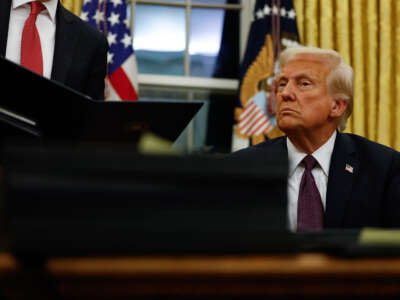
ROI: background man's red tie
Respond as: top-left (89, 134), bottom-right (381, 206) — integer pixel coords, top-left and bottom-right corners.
top-left (21, 1), bottom-right (46, 75)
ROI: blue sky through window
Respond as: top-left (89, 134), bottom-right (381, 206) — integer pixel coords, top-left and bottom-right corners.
top-left (132, 2), bottom-right (237, 77)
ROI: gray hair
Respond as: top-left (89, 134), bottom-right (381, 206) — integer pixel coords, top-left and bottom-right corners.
top-left (278, 46), bottom-right (353, 131)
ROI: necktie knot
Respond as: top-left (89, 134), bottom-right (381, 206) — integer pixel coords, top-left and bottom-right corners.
top-left (302, 155), bottom-right (318, 171)
top-left (30, 1), bottom-right (45, 16)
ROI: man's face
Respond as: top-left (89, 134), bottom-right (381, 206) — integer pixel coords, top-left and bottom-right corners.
top-left (276, 55), bottom-right (337, 135)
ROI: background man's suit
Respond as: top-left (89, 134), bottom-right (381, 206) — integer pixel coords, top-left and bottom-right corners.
top-left (0, 0), bottom-right (108, 100)
top-left (232, 132), bottom-right (400, 229)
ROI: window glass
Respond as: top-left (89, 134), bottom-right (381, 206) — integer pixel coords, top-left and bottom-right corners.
top-left (174, 90), bottom-right (236, 154)
top-left (174, 100), bottom-right (210, 153)
top-left (131, 0), bottom-right (241, 153)
top-left (189, 8), bottom-right (225, 77)
top-left (190, 8), bottom-right (239, 78)
top-left (133, 5), bottom-right (186, 75)
top-left (139, 87), bottom-right (235, 154)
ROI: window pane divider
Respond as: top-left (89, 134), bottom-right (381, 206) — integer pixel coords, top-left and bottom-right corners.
top-left (185, 0), bottom-right (191, 76)
top-left (138, 74), bottom-right (238, 91)
top-left (132, 0), bottom-right (242, 10)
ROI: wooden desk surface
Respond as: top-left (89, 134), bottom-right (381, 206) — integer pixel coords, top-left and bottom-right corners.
top-left (1, 252), bottom-right (400, 299)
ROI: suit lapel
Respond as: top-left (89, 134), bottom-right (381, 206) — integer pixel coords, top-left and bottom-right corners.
top-left (325, 132), bottom-right (358, 228)
top-left (0, 0), bottom-right (12, 57)
top-left (51, 2), bottom-right (78, 82)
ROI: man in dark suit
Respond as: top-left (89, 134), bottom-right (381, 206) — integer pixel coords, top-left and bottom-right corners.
top-left (0, 0), bottom-right (108, 100)
top-left (233, 46), bottom-right (400, 231)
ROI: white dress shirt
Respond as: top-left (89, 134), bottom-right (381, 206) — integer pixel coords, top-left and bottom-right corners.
top-left (286, 131), bottom-right (337, 232)
top-left (6, 0), bottom-right (58, 79)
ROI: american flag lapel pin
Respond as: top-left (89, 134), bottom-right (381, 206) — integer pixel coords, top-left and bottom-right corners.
top-left (345, 164), bottom-right (354, 174)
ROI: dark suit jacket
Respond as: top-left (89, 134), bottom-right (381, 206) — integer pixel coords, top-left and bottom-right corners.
top-left (0, 0), bottom-right (108, 100)
top-left (232, 132), bottom-right (400, 229)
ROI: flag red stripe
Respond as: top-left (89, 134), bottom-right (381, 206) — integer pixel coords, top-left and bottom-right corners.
top-left (253, 120), bottom-right (271, 135)
top-left (109, 67), bottom-right (138, 101)
top-left (239, 105), bottom-right (259, 127)
top-left (241, 109), bottom-right (264, 131)
top-left (244, 114), bottom-right (266, 135)
top-left (240, 102), bottom-right (257, 120)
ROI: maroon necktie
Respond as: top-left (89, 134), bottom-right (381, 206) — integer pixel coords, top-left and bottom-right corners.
top-left (21, 1), bottom-right (46, 75)
top-left (297, 155), bottom-right (324, 232)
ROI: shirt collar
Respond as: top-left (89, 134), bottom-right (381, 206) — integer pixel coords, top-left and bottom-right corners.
top-left (287, 130), bottom-right (337, 177)
top-left (13, 0), bottom-right (58, 23)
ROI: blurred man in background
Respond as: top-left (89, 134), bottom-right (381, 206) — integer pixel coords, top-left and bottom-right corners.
top-left (0, 0), bottom-right (108, 100)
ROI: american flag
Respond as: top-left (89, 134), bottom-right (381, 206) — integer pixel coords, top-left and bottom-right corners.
top-left (81, 0), bottom-right (138, 101)
top-left (345, 164), bottom-right (354, 174)
top-left (238, 99), bottom-right (273, 136)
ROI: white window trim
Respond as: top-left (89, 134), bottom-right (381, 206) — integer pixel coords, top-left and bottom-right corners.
top-left (131, 0), bottom-right (242, 10)
top-left (139, 74), bottom-right (238, 91)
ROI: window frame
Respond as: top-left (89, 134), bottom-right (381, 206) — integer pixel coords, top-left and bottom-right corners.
top-left (129, 0), bottom-right (254, 91)
top-left (128, 0), bottom-right (255, 152)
